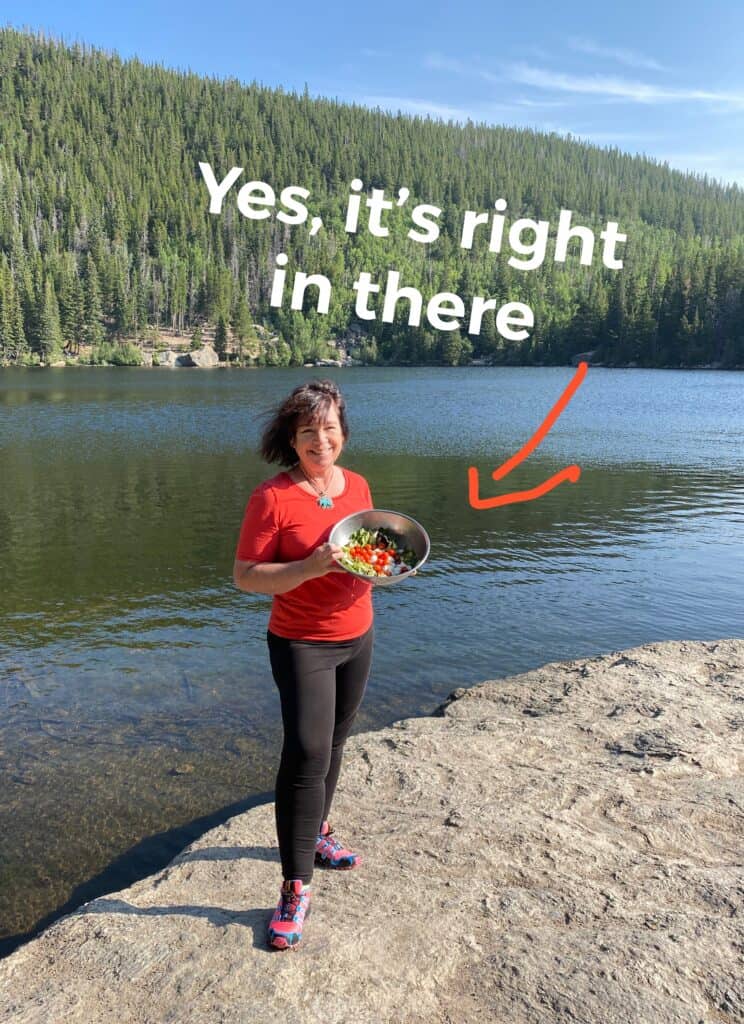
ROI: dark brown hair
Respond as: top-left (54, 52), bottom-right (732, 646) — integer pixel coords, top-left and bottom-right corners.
top-left (259, 379), bottom-right (350, 466)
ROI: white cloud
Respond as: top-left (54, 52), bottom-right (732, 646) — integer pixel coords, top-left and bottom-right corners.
top-left (567, 37), bottom-right (667, 72)
top-left (361, 95), bottom-right (476, 121)
top-left (514, 97), bottom-right (570, 109)
top-left (425, 51), bottom-right (744, 112)
top-left (423, 52), bottom-right (500, 85)
top-left (509, 64), bottom-right (744, 108)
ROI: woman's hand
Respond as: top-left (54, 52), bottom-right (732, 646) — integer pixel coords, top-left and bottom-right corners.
top-left (303, 541), bottom-right (346, 579)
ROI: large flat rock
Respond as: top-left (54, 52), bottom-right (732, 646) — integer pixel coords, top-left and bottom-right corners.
top-left (1, 639), bottom-right (742, 1024)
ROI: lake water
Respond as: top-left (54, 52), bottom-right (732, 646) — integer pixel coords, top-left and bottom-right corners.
top-left (1, 365), bottom-right (742, 952)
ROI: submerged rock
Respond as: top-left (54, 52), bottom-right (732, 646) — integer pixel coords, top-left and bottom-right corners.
top-left (0, 638), bottom-right (742, 1023)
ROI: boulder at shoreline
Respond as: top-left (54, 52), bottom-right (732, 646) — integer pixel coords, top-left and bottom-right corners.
top-left (1, 639), bottom-right (742, 1023)
top-left (183, 345), bottom-right (219, 368)
top-left (154, 345), bottom-right (220, 368)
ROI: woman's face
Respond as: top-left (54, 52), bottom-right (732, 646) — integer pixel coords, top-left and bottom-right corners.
top-left (292, 401), bottom-right (344, 474)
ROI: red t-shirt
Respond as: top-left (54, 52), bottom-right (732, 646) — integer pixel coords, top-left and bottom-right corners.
top-left (235, 468), bottom-right (374, 641)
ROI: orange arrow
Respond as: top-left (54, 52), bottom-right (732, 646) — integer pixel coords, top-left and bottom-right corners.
top-left (468, 361), bottom-right (587, 510)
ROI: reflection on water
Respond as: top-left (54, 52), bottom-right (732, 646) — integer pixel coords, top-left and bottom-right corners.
top-left (1, 365), bottom-right (743, 950)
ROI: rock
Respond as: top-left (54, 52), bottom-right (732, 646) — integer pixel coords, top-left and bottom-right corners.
top-left (1, 638), bottom-right (742, 1023)
top-left (155, 346), bottom-right (219, 368)
top-left (183, 345), bottom-right (220, 368)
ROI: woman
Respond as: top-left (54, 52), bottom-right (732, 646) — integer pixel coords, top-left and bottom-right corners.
top-left (233, 379), bottom-right (374, 950)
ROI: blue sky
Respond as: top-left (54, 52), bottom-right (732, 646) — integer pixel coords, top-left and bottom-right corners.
top-left (6, 0), bottom-right (744, 185)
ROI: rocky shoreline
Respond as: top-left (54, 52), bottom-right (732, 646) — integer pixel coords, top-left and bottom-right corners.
top-left (1, 638), bottom-right (742, 1024)
top-left (5, 341), bottom-right (743, 372)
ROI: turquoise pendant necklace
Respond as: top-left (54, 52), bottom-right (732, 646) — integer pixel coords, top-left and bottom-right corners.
top-left (298, 463), bottom-right (335, 509)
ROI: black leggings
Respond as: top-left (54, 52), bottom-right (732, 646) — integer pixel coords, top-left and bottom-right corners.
top-left (267, 626), bottom-right (374, 884)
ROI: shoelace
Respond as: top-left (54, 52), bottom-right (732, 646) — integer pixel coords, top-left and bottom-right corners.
top-left (279, 889), bottom-right (307, 921)
top-left (319, 828), bottom-right (345, 855)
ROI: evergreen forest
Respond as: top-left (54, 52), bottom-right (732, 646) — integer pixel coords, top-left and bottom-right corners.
top-left (1, 27), bottom-right (743, 368)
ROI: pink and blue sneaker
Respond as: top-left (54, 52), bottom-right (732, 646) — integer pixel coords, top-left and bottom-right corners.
top-left (314, 820), bottom-right (363, 870)
top-left (267, 879), bottom-right (311, 950)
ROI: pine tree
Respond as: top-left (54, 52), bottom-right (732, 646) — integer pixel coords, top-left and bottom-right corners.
top-left (213, 314), bottom-right (228, 359)
top-left (231, 293), bottom-right (256, 364)
top-left (0, 260), bottom-right (28, 362)
top-left (604, 274), bottom-right (628, 363)
top-left (110, 259), bottom-right (131, 337)
top-left (58, 263), bottom-right (85, 353)
top-left (82, 253), bottom-right (105, 346)
top-left (439, 330), bottom-right (463, 366)
top-left (38, 277), bottom-right (64, 362)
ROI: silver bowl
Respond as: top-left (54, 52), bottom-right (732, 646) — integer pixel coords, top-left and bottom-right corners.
top-left (329, 508), bottom-right (430, 586)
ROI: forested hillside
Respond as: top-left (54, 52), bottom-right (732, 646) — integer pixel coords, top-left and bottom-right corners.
top-left (1, 27), bottom-right (743, 367)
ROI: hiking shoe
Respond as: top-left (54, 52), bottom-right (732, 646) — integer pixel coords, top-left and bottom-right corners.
top-left (267, 879), bottom-right (311, 949)
top-left (315, 820), bottom-right (362, 869)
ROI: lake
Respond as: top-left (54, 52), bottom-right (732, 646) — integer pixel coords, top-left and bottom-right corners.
top-left (1, 364), bottom-right (742, 952)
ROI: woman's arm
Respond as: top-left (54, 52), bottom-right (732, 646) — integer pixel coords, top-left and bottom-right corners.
top-left (233, 542), bottom-right (345, 595)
